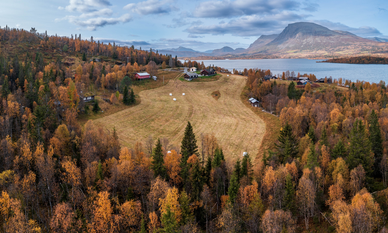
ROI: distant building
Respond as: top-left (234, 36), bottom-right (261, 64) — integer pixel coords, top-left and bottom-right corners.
top-left (189, 67), bottom-right (197, 72)
top-left (135, 72), bottom-right (151, 80)
top-left (249, 98), bottom-right (260, 107)
top-left (83, 96), bottom-right (95, 102)
top-left (184, 72), bottom-right (198, 81)
top-left (201, 68), bottom-right (216, 76)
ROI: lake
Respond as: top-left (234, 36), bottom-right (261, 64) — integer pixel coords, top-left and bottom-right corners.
top-left (194, 59), bottom-right (388, 84)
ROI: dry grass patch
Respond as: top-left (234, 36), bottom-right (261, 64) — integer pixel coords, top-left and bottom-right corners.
top-left (94, 74), bottom-right (266, 162)
top-left (211, 91), bottom-right (221, 100)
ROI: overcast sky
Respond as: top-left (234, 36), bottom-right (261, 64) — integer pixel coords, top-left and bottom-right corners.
top-left (1, 0), bottom-right (387, 51)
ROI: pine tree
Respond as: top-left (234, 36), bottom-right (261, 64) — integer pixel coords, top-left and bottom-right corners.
top-left (123, 86), bottom-right (130, 105)
top-left (139, 216), bottom-right (146, 233)
top-left (228, 172), bottom-right (240, 204)
top-left (306, 143), bottom-right (318, 169)
top-left (369, 110), bottom-right (383, 176)
top-left (130, 88), bottom-right (135, 104)
top-left (332, 139), bottom-right (347, 159)
top-left (241, 153), bottom-right (253, 183)
top-left (2, 76), bottom-right (9, 99)
top-left (151, 139), bottom-right (166, 179)
top-left (284, 174), bottom-right (296, 214)
top-left (190, 159), bottom-right (204, 201)
top-left (204, 156), bottom-right (212, 185)
top-left (82, 53), bottom-right (86, 61)
top-left (179, 191), bottom-right (193, 225)
top-left (180, 122), bottom-right (198, 188)
top-left (347, 119), bottom-right (374, 175)
top-left (287, 82), bottom-right (296, 99)
top-left (275, 123), bottom-right (299, 163)
top-left (92, 100), bottom-right (100, 113)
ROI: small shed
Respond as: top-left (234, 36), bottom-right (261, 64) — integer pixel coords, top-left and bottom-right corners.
top-left (153, 76), bottom-right (157, 81)
top-left (135, 72), bottom-right (151, 80)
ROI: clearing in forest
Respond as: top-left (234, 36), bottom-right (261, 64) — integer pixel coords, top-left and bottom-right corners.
top-left (94, 74), bottom-right (265, 160)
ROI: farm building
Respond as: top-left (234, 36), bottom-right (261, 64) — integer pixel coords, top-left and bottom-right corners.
top-left (184, 72), bottom-right (199, 81)
top-left (189, 67), bottom-right (197, 72)
top-left (249, 98), bottom-right (260, 107)
top-left (135, 72), bottom-right (151, 80)
top-left (201, 68), bottom-right (216, 76)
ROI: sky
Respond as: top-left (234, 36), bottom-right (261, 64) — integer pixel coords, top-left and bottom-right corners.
top-left (0, 0), bottom-right (387, 51)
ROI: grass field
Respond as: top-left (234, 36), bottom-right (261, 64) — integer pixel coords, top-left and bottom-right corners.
top-left (93, 74), bottom-right (265, 162)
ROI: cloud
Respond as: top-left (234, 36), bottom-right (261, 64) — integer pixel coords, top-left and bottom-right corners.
top-left (60, 0), bottom-right (111, 13)
top-left (302, 0), bottom-right (319, 12)
top-left (193, 0), bottom-right (300, 18)
top-left (124, 0), bottom-right (178, 15)
top-left (314, 20), bottom-right (384, 37)
top-left (58, 0), bottom-right (131, 30)
top-left (186, 12), bottom-right (306, 36)
top-left (188, 34), bottom-right (204, 38)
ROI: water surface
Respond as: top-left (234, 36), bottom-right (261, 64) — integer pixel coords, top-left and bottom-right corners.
top-left (195, 59), bottom-right (388, 83)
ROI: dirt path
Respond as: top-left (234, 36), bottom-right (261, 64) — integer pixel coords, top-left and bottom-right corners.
top-left (94, 74), bottom-right (266, 161)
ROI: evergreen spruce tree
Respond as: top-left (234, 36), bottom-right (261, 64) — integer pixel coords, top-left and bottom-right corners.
top-left (241, 153), bottom-right (253, 183)
top-left (190, 159), bottom-right (204, 201)
top-left (112, 52), bottom-right (118, 59)
top-left (2, 76), bottom-right (9, 99)
top-left (283, 174), bottom-right (296, 214)
top-left (320, 126), bottom-right (329, 147)
top-left (204, 156), bottom-right (212, 185)
top-left (139, 216), bottom-right (146, 233)
top-left (180, 122), bottom-right (198, 188)
top-left (212, 148), bottom-right (224, 168)
top-left (306, 143), bottom-right (319, 169)
top-left (332, 139), bottom-right (347, 159)
top-left (82, 53), bottom-right (86, 61)
top-left (233, 159), bottom-right (241, 182)
top-left (308, 127), bottom-right (316, 144)
top-left (287, 82), bottom-right (296, 99)
top-left (179, 191), bottom-right (193, 225)
top-left (126, 186), bottom-right (135, 201)
top-left (96, 160), bottom-right (103, 181)
top-left (130, 88), bottom-right (136, 104)
top-left (369, 110), bottom-right (383, 176)
top-left (92, 100), bottom-right (100, 113)
top-left (275, 123), bottom-right (299, 163)
top-left (123, 86), bottom-right (130, 105)
top-left (228, 172), bottom-right (240, 204)
top-left (161, 206), bottom-right (179, 233)
top-left (347, 119), bottom-right (374, 175)
top-left (151, 139), bottom-right (166, 179)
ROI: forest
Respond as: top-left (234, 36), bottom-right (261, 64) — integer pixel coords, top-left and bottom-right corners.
top-left (322, 56), bottom-right (388, 64)
top-left (1, 26), bottom-right (388, 233)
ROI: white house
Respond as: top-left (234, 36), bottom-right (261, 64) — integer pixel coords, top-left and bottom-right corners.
top-left (189, 67), bottom-right (197, 72)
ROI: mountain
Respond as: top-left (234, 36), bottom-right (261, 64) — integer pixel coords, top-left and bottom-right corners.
top-left (244, 22), bottom-right (386, 58)
top-left (368, 37), bottom-right (388, 42)
top-left (167, 46), bottom-right (197, 52)
top-left (159, 46), bottom-right (245, 57)
top-left (247, 34), bottom-right (278, 53)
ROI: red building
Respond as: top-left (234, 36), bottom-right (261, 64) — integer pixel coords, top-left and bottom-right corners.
top-left (135, 72), bottom-right (151, 80)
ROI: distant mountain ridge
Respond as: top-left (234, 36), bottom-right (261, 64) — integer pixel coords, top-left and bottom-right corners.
top-left (159, 22), bottom-right (388, 59)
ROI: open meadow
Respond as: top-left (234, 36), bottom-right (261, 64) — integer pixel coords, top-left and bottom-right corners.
top-left (94, 74), bottom-right (266, 161)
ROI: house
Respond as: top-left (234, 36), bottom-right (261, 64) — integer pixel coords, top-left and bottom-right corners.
top-left (249, 98), bottom-right (260, 107)
top-left (316, 78), bottom-right (325, 83)
top-left (201, 68), bottom-right (216, 76)
top-left (135, 72), bottom-right (151, 80)
top-left (184, 72), bottom-right (198, 81)
top-left (83, 95), bottom-right (95, 102)
top-left (189, 67), bottom-right (197, 72)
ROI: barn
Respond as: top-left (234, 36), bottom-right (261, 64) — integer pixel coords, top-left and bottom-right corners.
top-left (201, 68), bottom-right (216, 76)
top-left (135, 72), bottom-right (151, 80)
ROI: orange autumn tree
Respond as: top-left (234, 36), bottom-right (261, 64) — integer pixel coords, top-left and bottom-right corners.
top-left (164, 150), bottom-right (182, 186)
top-left (159, 187), bottom-right (181, 224)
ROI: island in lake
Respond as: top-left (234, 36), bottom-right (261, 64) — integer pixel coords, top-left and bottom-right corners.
top-left (320, 56), bottom-right (388, 64)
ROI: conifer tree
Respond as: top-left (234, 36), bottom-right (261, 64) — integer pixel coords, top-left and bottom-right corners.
top-left (123, 86), bottom-right (130, 105)
top-left (180, 122), bottom-right (198, 188)
top-left (287, 82), bottom-right (296, 99)
top-left (284, 174), bottom-right (296, 214)
top-left (160, 206), bottom-right (179, 233)
top-left (139, 216), bottom-right (146, 233)
top-left (152, 139), bottom-right (166, 179)
top-left (320, 126), bottom-right (329, 147)
top-left (308, 127), bottom-right (316, 144)
top-left (2, 76), bottom-right (9, 99)
top-left (369, 110), bottom-right (383, 175)
top-left (347, 119), bottom-right (374, 175)
top-left (233, 159), bottom-right (241, 182)
top-left (82, 52), bottom-right (86, 61)
top-left (92, 100), bottom-right (100, 113)
top-left (190, 158), bottom-right (204, 201)
top-left (228, 172), bottom-right (239, 204)
top-left (332, 139), bottom-right (347, 159)
top-left (306, 143), bottom-right (319, 169)
top-left (96, 160), bottom-right (103, 181)
top-left (179, 191), bottom-right (193, 225)
top-left (130, 88), bottom-right (136, 104)
top-left (204, 156), bottom-right (212, 185)
top-left (212, 148), bottom-right (224, 168)
top-left (275, 123), bottom-right (299, 163)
